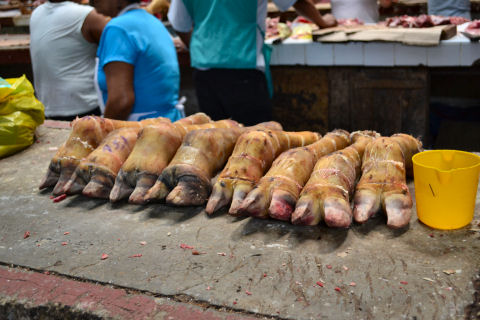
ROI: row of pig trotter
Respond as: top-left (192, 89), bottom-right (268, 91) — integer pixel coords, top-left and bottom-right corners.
top-left (39, 113), bottom-right (211, 195)
top-left (40, 114), bottom-right (422, 229)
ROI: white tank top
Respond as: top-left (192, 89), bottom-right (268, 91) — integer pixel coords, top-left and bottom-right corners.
top-left (331, 0), bottom-right (379, 23)
top-left (30, 1), bottom-right (98, 117)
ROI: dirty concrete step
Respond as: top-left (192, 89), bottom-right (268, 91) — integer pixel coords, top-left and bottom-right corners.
top-left (0, 265), bottom-right (268, 320)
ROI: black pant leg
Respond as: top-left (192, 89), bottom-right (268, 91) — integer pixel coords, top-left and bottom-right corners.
top-left (220, 69), bottom-right (272, 126)
top-left (46, 106), bottom-right (102, 121)
top-left (193, 68), bottom-right (272, 126)
top-left (212, 69), bottom-right (271, 126)
top-left (193, 69), bottom-right (228, 121)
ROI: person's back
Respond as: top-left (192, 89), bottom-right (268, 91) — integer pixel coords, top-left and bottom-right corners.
top-left (330, 0), bottom-right (379, 23)
top-left (30, 1), bottom-right (99, 118)
top-left (428, 0), bottom-right (471, 19)
top-left (169, 0), bottom-right (336, 126)
top-left (96, 9), bottom-right (180, 121)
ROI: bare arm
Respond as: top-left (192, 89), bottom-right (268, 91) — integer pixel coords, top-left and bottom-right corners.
top-left (176, 31), bottom-right (192, 49)
top-left (379, 0), bottom-right (397, 8)
top-left (81, 9), bottom-right (110, 44)
top-left (146, 0), bottom-right (169, 15)
top-left (103, 62), bottom-right (135, 120)
top-left (293, 0), bottom-right (337, 28)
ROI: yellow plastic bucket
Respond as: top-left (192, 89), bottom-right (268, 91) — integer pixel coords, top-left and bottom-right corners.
top-left (413, 150), bottom-right (480, 230)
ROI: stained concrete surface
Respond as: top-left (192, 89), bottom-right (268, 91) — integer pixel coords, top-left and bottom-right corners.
top-left (0, 125), bottom-right (479, 320)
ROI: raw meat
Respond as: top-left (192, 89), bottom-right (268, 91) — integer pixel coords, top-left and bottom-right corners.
top-left (206, 130), bottom-right (321, 215)
top-left (110, 119), bottom-right (241, 204)
top-left (39, 113), bottom-right (211, 195)
top-left (62, 127), bottom-right (141, 198)
top-left (383, 14), bottom-right (469, 28)
top-left (143, 122), bottom-right (283, 206)
top-left (291, 131), bottom-right (378, 227)
top-left (352, 134), bottom-right (422, 228)
top-left (239, 130), bottom-right (351, 221)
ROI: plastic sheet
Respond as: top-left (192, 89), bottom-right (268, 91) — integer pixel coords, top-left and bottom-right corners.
top-left (0, 75), bottom-right (44, 158)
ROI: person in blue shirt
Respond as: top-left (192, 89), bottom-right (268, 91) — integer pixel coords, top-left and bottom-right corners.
top-left (428, 0), bottom-right (471, 19)
top-left (93, 0), bottom-right (182, 121)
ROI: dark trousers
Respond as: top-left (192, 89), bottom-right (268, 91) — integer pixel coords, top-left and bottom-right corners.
top-left (46, 107), bottom-right (102, 122)
top-left (193, 68), bottom-right (272, 126)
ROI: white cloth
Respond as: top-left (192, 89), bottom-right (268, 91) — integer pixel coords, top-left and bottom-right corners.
top-left (330, 0), bottom-right (379, 23)
top-left (93, 57), bottom-right (105, 114)
top-left (30, 1), bottom-right (98, 117)
top-left (168, 0), bottom-right (296, 69)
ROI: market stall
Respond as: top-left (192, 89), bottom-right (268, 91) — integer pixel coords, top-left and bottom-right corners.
top-left (1, 1), bottom-right (480, 319)
top-left (0, 116), bottom-right (479, 319)
top-left (266, 23), bottom-right (480, 150)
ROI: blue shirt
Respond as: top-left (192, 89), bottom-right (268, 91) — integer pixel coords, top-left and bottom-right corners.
top-left (428, 0), bottom-right (471, 19)
top-left (97, 9), bottom-right (181, 121)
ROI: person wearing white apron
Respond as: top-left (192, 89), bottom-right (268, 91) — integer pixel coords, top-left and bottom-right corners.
top-left (168, 0), bottom-right (336, 126)
top-left (428, 0), bottom-right (471, 19)
top-left (330, 0), bottom-right (395, 24)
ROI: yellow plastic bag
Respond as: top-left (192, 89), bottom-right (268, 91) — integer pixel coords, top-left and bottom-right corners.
top-left (0, 75), bottom-right (45, 158)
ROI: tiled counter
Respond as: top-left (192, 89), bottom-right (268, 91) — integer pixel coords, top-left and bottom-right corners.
top-left (270, 35), bottom-right (480, 67)
top-left (269, 28), bottom-right (480, 141)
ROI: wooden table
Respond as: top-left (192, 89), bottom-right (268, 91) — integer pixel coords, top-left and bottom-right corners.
top-left (0, 34), bottom-right (30, 65)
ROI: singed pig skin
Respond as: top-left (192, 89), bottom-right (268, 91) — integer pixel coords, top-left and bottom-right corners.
top-left (110, 119), bottom-right (240, 204)
top-left (240, 129), bottom-right (351, 221)
top-left (62, 127), bottom-right (140, 198)
top-left (144, 122), bottom-right (283, 206)
top-left (291, 131), bottom-right (378, 227)
top-left (206, 130), bottom-right (321, 216)
top-left (40, 113), bottom-right (211, 195)
top-left (353, 134), bottom-right (422, 229)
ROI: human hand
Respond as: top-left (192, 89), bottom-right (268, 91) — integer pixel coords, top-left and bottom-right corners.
top-left (321, 14), bottom-right (337, 28)
top-left (172, 37), bottom-right (188, 52)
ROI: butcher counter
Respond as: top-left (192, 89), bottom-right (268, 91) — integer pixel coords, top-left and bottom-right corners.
top-left (266, 27), bottom-right (480, 146)
top-left (0, 121), bottom-right (479, 319)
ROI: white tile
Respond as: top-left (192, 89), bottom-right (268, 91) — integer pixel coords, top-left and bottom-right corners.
top-left (427, 42), bottom-right (461, 66)
top-left (270, 44), bottom-right (280, 65)
top-left (364, 43), bottom-right (394, 66)
top-left (442, 34), bottom-right (470, 44)
top-left (394, 44), bottom-right (427, 66)
top-left (305, 42), bottom-right (334, 66)
top-left (274, 43), bottom-right (306, 65)
top-left (333, 43), bottom-right (364, 66)
top-left (282, 38), bottom-right (311, 44)
top-left (460, 42), bottom-right (480, 66)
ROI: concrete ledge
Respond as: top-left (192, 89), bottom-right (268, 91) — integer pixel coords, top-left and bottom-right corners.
top-left (42, 120), bottom-right (72, 130)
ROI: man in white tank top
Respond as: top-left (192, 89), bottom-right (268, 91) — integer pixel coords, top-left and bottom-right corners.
top-left (30, 0), bottom-right (108, 120)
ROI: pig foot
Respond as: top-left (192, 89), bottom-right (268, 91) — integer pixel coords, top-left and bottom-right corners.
top-left (291, 199), bottom-right (319, 226)
top-left (228, 183), bottom-right (253, 216)
top-left (268, 189), bottom-right (296, 221)
top-left (82, 171), bottom-right (115, 199)
top-left (166, 175), bottom-right (211, 206)
top-left (383, 191), bottom-right (412, 229)
top-left (353, 188), bottom-right (381, 224)
top-left (128, 173), bottom-right (158, 204)
top-left (205, 182), bottom-right (233, 215)
top-left (324, 197), bottom-right (352, 228)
